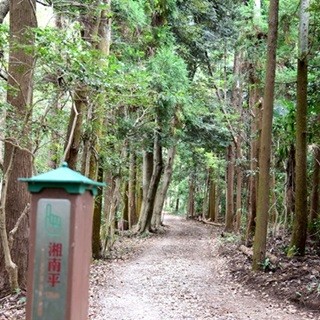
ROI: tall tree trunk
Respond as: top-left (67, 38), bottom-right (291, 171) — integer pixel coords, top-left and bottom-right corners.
top-left (103, 174), bottom-right (120, 256)
top-left (270, 170), bottom-right (280, 237)
top-left (128, 150), bottom-right (137, 229)
top-left (252, 0), bottom-right (279, 270)
top-left (92, 167), bottom-right (103, 259)
top-left (235, 139), bottom-right (243, 233)
top-left (122, 180), bottom-right (129, 231)
top-left (0, 0), bottom-right (36, 292)
top-left (215, 186), bottom-right (220, 223)
top-left (225, 144), bottom-right (235, 232)
top-left (310, 146), bottom-right (320, 237)
top-left (82, 0), bottom-right (112, 177)
top-left (63, 3), bottom-right (104, 170)
top-left (151, 112), bottom-right (180, 229)
top-left (290, 0), bottom-right (310, 256)
top-left (245, 0), bottom-right (263, 246)
top-left (175, 194), bottom-right (180, 214)
top-left (117, 139), bottom-right (129, 232)
top-left (136, 179), bottom-right (143, 224)
top-left (45, 13), bottom-right (65, 169)
top-left (102, 139), bottom-right (126, 254)
top-left (208, 171), bottom-right (216, 222)
top-left (232, 49), bottom-right (244, 233)
top-left (64, 88), bottom-right (87, 170)
top-left (47, 99), bottom-right (61, 169)
top-left (151, 145), bottom-right (176, 229)
top-left (202, 168), bottom-right (210, 220)
top-left (187, 173), bottom-right (195, 219)
top-left (101, 172), bottom-right (114, 254)
top-left (140, 149), bottom-right (153, 218)
top-left (0, 0), bottom-right (4, 167)
top-left (136, 131), bottom-right (163, 233)
top-left (78, 0), bottom-right (112, 258)
top-left (285, 144), bottom-right (295, 228)
top-left (246, 111), bottom-right (259, 245)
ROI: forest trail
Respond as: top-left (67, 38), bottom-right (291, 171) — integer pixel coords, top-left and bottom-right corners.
top-left (89, 216), bottom-right (315, 320)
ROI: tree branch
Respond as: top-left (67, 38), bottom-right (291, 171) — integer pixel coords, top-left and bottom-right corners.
top-left (8, 204), bottom-right (30, 249)
top-left (0, 70), bottom-right (7, 81)
top-left (1, 138), bottom-right (34, 157)
top-left (62, 98), bottom-right (79, 162)
top-left (36, 0), bottom-right (52, 6)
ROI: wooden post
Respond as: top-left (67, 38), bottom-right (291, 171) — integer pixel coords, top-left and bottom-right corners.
top-left (20, 162), bottom-right (105, 320)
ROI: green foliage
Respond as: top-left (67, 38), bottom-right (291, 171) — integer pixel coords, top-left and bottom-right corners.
top-left (113, 0), bottom-right (149, 28)
top-left (309, 218), bottom-right (320, 241)
top-left (173, 0), bottom-right (237, 66)
top-left (260, 257), bottom-right (276, 272)
top-left (147, 0), bottom-right (178, 20)
top-left (218, 232), bottom-right (241, 245)
top-left (182, 99), bottom-right (231, 152)
top-left (34, 25), bottom-right (110, 90)
top-left (286, 245), bottom-right (299, 258)
top-left (51, 0), bottom-right (105, 20)
top-left (0, 24), bottom-right (9, 49)
top-left (273, 99), bottom-right (296, 161)
top-left (148, 46), bottom-right (189, 107)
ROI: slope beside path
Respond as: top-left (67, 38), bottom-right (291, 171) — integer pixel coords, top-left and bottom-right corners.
top-left (89, 215), bottom-right (316, 320)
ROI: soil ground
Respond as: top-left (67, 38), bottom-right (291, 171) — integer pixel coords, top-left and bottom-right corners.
top-left (89, 215), bottom-right (319, 320)
top-left (1, 215), bottom-right (320, 319)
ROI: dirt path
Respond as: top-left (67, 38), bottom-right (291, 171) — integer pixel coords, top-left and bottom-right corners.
top-left (89, 216), bottom-right (316, 320)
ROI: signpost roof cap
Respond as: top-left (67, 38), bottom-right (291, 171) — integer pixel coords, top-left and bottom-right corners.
top-left (19, 162), bottom-right (105, 195)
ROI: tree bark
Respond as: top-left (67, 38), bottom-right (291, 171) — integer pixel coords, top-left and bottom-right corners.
top-left (235, 139), bottom-right (243, 233)
top-left (252, 0), bottom-right (279, 270)
top-left (0, 0), bottom-right (36, 292)
top-left (77, 0), bottom-right (112, 258)
top-left (285, 144), bottom-right (295, 227)
top-left (82, 0), bottom-right (112, 177)
top-left (103, 174), bottom-right (120, 255)
top-left (92, 167), bottom-right (103, 259)
top-left (64, 87), bottom-right (87, 170)
top-left (202, 168), bottom-right (210, 220)
top-left (208, 172), bottom-right (216, 222)
top-left (47, 98), bottom-right (61, 169)
top-left (245, 0), bottom-right (263, 246)
top-left (151, 145), bottom-right (176, 229)
top-left (310, 146), bottom-right (320, 236)
top-left (136, 131), bottom-right (163, 233)
top-left (136, 185), bottom-right (143, 223)
top-left (187, 172), bottom-right (195, 219)
top-left (140, 149), bottom-right (153, 218)
top-left (290, 0), bottom-right (310, 256)
top-left (270, 170), bottom-right (280, 237)
top-left (122, 180), bottom-right (129, 231)
top-left (63, 2), bottom-right (105, 170)
top-left (246, 104), bottom-right (260, 244)
top-left (128, 150), bottom-right (137, 229)
top-left (233, 55), bottom-right (244, 233)
top-left (0, 0), bottom-right (7, 171)
top-left (225, 144), bottom-right (235, 232)
top-left (215, 186), bottom-right (220, 222)
top-left (175, 197), bottom-right (180, 214)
